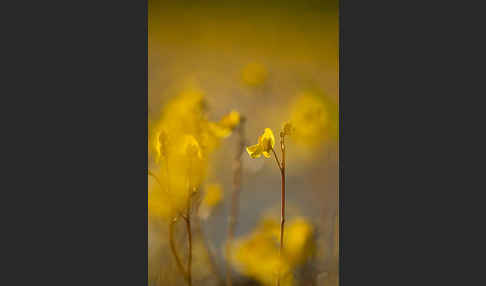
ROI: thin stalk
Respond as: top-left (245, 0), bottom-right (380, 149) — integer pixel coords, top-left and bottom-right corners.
top-left (185, 215), bottom-right (192, 286)
top-left (148, 170), bottom-right (168, 195)
top-left (185, 164), bottom-right (193, 286)
top-left (271, 148), bottom-right (282, 171)
top-left (226, 118), bottom-right (245, 286)
top-left (169, 219), bottom-right (189, 283)
top-left (276, 135), bottom-right (286, 286)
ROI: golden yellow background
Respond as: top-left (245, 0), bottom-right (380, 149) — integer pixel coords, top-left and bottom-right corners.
top-left (149, 1), bottom-right (338, 285)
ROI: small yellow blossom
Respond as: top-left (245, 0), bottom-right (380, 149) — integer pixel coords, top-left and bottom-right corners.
top-left (208, 110), bottom-right (241, 138)
top-left (208, 122), bottom-right (229, 138)
top-left (284, 218), bottom-right (315, 265)
top-left (246, 128), bottom-right (275, 158)
top-left (282, 121), bottom-right (293, 137)
top-left (219, 110), bottom-right (241, 130)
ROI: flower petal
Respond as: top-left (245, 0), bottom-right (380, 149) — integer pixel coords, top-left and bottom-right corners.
top-left (262, 150), bottom-right (272, 158)
top-left (208, 122), bottom-right (231, 138)
top-left (219, 111), bottom-right (240, 130)
top-left (246, 144), bottom-right (263, 158)
top-left (261, 128), bottom-right (275, 151)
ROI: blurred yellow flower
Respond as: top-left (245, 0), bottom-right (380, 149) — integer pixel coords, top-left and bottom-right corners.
top-left (208, 110), bottom-right (241, 138)
top-left (219, 110), bottom-right (241, 130)
top-left (289, 91), bottom-right (338, 147)
top-left (284, 218), bottom-right (315, 265)
top-left (230, 216), bottom-right (315, 286)
top-left (246, 128), bottom-right (275, 158)
top-left (199, 183), bottom-right (224, 220)
top-left (148, 88), bottom-right (235, 221)
top-left (241, 62), bottom-right (268, 87)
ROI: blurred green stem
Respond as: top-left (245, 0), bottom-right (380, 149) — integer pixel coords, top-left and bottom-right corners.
top-left (184, 214), bottom-right (192, 286)
top-left (169, 219), bottom-right (189, 283)
top-left (185, 164), bottom-right (193, 286)
top-left (226, 118), bottom-right (245, 286)
top-left (148, 170), bottom-right (167, 195)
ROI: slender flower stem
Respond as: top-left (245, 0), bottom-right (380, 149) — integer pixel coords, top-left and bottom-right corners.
top-left (148, 170), bottom-right (169, 195)
top-left (271, 148), bottom-right (282, 171)
top-left (276, 135), bottom-right (286, 286)
top-left (185, 163), bottom-right (193, 286)
top-left (148, 169), bottom-right (161, 185)
top-left (185, 214), bottom-right (192, 286)
top-left (169, 219), bottom-right (189, 283)
top-left (226, 118), bottom-right (245, 286)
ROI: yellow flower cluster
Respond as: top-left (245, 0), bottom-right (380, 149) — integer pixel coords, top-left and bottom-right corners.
top-left (148, 88), bottom-right (239, 220)
top-left (230, 216), bottom-right (315, 286)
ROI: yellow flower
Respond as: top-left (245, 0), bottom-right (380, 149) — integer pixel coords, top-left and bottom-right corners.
top-left (282, 121), bottom-right (293, 137)
top-left (219, 110), bottom-right (241, 130)
top-left (246, 128), bottom-right (275, 158)
top-left (148, 88), bottom-right (238, 222)
top-left (230, 216), bottom-right (315, 286)
top-left (208, 110), bottom-right (241, 138)
top-left (284, 217), bottom-right (315, 265)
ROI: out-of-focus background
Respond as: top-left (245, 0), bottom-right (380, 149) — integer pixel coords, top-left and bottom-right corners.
top-left (149, 1), bottom-right (338, 285)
